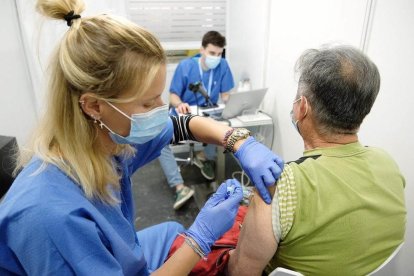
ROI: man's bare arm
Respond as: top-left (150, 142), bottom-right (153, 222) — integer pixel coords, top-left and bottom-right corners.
top-left (228, 187), bottom-right (278, 276)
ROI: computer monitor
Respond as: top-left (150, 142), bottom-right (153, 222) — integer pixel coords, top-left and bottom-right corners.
top-left (221, 88), bottom-right (268, 119)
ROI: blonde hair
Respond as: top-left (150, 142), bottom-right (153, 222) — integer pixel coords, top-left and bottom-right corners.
top-left (16, 0), bottom-right (166, 204)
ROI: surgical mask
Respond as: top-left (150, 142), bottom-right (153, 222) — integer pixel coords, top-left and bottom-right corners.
top-left (290, 97), bottom-right (305, 134)
top-left (290, 109), bottom-right (300, 133)
top-left (205, 55), bottom-right (221, 69)
top-left (100, 102), bottom-right (169, 145)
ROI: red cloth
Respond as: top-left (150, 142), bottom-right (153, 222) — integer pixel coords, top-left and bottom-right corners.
top-left (166, 206), bottom-right (248, 276)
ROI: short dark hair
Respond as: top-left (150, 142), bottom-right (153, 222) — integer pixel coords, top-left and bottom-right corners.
top-left (296, 45), bottom-right (380, 135)
top-left (202, 31), bottom-right (226, 48)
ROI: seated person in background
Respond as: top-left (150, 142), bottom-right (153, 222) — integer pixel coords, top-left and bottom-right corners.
top-left (159, 30), bottom-right (235, 185)
top-left (227, 45), bottom-right (406, 276)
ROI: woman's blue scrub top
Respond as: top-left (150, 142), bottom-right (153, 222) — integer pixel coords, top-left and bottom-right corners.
top-left (0, 120), bottom-right (174, 275)
top-left (169, 54), bottom-right (234, 106)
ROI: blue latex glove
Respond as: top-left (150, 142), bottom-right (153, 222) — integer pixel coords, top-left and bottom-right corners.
top-left (234, 136), bottom-right (284, 204)
top-left (186, 179), bottom-right (243, 255)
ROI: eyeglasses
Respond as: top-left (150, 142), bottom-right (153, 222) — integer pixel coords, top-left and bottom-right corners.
top-left (293, 97), bottom-right (302, 104)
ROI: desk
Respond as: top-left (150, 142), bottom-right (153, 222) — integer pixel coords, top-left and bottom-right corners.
top-left (189, 104), bottom-right (225, 117)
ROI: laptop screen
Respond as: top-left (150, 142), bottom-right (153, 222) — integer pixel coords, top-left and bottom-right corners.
top-left (221, 88), bottom-right (268, 119)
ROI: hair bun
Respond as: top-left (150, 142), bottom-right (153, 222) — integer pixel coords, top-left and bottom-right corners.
top-left (36, 0), bottom-right (85, 24)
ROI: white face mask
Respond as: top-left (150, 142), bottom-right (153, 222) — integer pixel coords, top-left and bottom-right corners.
top-left (290, 109), bottom-right (300, 133)
top-left (100, 102), bottom-right (169, 145)
top-left (205, 55), bottom-right (221, 69)
top-left (290, 97), bottom-right (307, 134)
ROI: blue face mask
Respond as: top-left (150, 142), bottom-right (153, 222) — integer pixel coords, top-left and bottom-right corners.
top-left (290, 109), bottom-right (300, 133)
top-left (205, 55), bottom-right (221, 69)
top-left (100, 102), bottom-right (169, 145)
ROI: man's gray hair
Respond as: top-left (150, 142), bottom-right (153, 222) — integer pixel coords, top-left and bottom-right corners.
top-left (295, 45), bottom-right (380, 135)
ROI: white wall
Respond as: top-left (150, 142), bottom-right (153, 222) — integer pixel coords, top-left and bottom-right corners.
top-left (0, 0), bottom-right (37, 146)
top-left (360, 0), bottom-right (414, 272)
top-left (228, 0), bottom-right (413, 274)
top-left (227, 0), bottom-right (270, 90)
top-left (264, 0), bottom-right (368, 159)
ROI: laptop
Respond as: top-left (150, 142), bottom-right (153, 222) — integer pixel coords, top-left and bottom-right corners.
top-left (201, 88), bottom-right (268, 120)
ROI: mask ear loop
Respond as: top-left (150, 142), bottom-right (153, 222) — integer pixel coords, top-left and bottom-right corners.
top-left (292, 96), bottom-right (309, 131)
top-left (292, 97), bottom-right (301, 125)
top-left (89, 113), bottom-right (118, 135)
top-left (78, 99), bottom-right (117, 134)
top-left (78, 99), bottom-right (100, 125)
top-left (105, 101), bottom-right (134, 121)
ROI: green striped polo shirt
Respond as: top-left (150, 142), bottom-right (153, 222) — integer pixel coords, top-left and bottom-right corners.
top-left (266, 142), bottom-right (406, 276)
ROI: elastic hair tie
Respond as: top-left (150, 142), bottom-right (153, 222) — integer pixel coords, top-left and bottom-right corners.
top-left (64, 10), bottom-right (81, 27)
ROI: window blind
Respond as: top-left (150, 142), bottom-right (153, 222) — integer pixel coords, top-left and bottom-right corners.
top-left (126, 0), bottom-right (226, 44)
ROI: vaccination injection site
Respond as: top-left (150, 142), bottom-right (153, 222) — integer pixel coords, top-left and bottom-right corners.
top-left (0, 0), bottom-right (413, 275)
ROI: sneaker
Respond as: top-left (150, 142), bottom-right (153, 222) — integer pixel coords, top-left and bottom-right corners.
top-left (173, 186), bottom-right (195, 210)
top-left (193, 157), bottom-right (204, 169)
top-left (201, 160), bottom-right (215, 180)
top-left (195, 152), bottom-right (207, 162)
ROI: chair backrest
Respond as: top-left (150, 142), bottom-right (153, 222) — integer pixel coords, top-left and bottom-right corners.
top-left (268, 267), bottom-right (304, 276)
top-left (367, 242), bottom-right (404, 276)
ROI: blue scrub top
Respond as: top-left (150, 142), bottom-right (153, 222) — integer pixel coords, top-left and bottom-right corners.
top-left (0, 120), bottom-right (174, 275)
top-left (170, 54), bottom-right (234, 106)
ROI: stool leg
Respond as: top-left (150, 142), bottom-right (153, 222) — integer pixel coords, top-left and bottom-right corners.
top-left (189, 143), bottom-right (195, 165)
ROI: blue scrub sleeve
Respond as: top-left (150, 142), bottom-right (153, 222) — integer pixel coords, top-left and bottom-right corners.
top-left (170, 62), bottom-right (186, 97)
top-left (137, 222), bottom-right (185, 273)
top-left (126, 119), bottom-right (174, 176)
top-left (219, 60), bottom-right (235, 93)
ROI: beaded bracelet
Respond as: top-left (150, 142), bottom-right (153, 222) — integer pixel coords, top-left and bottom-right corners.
top-left (222, 128), bottom-right (235, 151)
top-left (179, 234), bottom-right (207, 261)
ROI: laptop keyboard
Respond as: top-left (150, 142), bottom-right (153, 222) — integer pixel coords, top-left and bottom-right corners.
top-left (202, 109), bottom-right (223, 117)
top-left (237, 113), bottom-right (270, 122)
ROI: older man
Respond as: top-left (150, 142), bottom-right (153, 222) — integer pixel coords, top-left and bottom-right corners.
top-left (228, 45), bottom-right (406, 275)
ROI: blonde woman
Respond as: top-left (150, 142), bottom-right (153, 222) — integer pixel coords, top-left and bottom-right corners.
top-left (0, 0), bottom-right (284, 275)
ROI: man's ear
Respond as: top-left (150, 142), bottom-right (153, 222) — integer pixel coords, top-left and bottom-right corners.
top-left (298, 96), bottom-right (310, 120)
top-left (79, 93), bottom-right (103, 120)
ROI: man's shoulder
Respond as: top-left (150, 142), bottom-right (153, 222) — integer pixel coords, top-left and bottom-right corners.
top-left (287, 155), bottom-right (321, 165)
top-left (219, 57), bottom-right (230, 67)
top-left (178, 56), bottom-right (198, 68)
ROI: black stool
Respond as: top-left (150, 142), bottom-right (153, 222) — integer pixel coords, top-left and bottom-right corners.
top-left (0, 136), bottom-right (18, 198)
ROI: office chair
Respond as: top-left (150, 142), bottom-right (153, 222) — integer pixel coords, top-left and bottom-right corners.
top-left (173, 142), bottom-right (201, 166)
top-left (0, 136), bottom-right (17, 199)
top-left (268, 268), bottom-right (303, 276)
top-left (368, 243), bottom-right (404, 276)
top-left (268, 242), bottom-right (404, 276)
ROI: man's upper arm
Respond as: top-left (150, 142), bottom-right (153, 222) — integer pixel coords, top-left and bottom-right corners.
top-left (228, 188), bottom-right (278, 276)
top-left (228, 165), bottom-right (297, 276)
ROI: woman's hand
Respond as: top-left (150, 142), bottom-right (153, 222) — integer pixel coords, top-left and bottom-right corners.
top-left (176, 102), bottom-right (191, 114)
top-left (185, 179), bottom-right (243, 255)
top-left (234, 137), bottom-right (284, 204)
